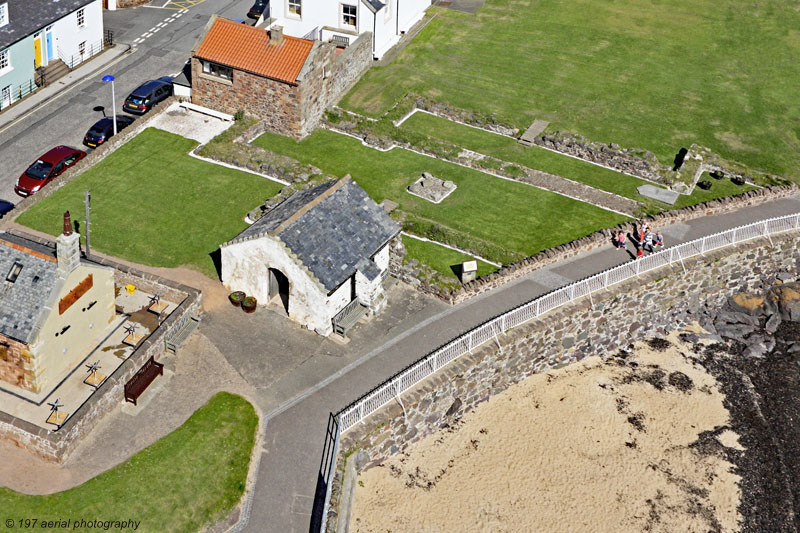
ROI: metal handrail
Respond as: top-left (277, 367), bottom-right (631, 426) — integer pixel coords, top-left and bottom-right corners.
top-left (336, 212), bottom-right (800, 431)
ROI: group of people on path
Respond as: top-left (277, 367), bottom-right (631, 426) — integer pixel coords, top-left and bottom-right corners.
top-left (615, 220), bottom-right (663, 258)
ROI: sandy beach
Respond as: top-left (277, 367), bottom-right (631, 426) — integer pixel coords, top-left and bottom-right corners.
top-left (350, 332), bottom-right (742, 532)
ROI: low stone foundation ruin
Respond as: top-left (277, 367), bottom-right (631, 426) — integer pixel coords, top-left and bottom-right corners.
top-left (407, 173), bottom-right (457, 203)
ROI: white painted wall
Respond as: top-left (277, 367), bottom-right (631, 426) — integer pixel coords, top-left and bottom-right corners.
top-left (221, 236), bottom-right (336, 336)
top-left (51, 0), bottom-right (103, 67)
top-left (327, 277), bottom-right (353, 316)
top-left (271, 0), bottom-right (427, 58)
top-left (373, 243), bottom-right (390, 272)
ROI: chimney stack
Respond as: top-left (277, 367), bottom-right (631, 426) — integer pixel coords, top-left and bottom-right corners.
top-left (269, 25), bottom-right (283, 45)
top-left (56, 211), bottom-right (81, 275)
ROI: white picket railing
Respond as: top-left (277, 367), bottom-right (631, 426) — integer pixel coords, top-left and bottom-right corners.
top-left (337, 212), bottom-right (800, 432)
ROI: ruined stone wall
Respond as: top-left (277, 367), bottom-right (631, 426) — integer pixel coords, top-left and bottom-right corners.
top-left (0, 231), bottom-right (202, 463)
top-left (298, 34), bottom-right (373, 138)
top-left (325, 232), bottom-right (800, 530)
top-left (191, 58), bottom-right (303, 138)
top-left (0, 334), bottom-right (30, 389)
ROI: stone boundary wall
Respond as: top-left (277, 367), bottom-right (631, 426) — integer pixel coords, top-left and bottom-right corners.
top-left (1, 96), bottom-right (181, 229)
top-left (325, 231), bottom-right (800, 530)
top-left (0, 230), bottom-right (202, 463)
top-left (392, 185), bottom-right (796, 304)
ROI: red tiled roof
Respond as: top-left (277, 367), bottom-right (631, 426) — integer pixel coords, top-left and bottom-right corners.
top-left (195, 18), bottom-right (313, 84)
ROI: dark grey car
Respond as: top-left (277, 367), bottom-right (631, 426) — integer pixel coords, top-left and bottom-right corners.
top-left (123, 77), bottom-right (173, 115)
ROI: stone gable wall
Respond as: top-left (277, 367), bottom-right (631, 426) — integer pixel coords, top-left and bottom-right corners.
top-left (191, 58), bottom-right (303, 138)
top-left (325, 232), bottom-right (800, 530)
top-left (0, 334), bottom-right (29, 389)
top-left (298, 34), bottom-right (372, 138)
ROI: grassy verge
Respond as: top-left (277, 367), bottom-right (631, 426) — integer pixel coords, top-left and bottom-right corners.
top-left (253, 129), bottom-right (629, 263)
top-left (342, 0), bottom-right (800, 178)
top-left (402, 235), bottom-right (498, 288)
top-left (0, 392), bottom-right (258, 533)
top-left (17, 128), bottom-right (283, 278)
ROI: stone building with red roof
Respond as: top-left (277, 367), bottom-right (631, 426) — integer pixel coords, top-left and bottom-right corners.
top-left (191, 16), bottom-right (372, 138)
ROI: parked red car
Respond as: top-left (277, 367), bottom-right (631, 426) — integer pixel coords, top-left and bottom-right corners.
top-left (15, 146), bottom-right (86, 197)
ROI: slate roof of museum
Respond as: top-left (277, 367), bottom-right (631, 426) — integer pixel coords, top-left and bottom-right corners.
top-left (194, 17), bottom-right (313, 84)
top-left (0, 233), bottom-right (59, 344)
top-left (227, 176), bottom-right (400, 292)
top-left (0, 0), bottom-right (96, 50)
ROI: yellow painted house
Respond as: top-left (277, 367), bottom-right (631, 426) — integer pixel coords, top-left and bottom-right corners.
top-left (0, 213), bottom-right (114, 393)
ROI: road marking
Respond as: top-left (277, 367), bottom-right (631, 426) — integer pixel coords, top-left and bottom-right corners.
top-left (157, 22), bottom-right (167, 27)
top-left (152, 27), bottom-right (161, 33)
top-left (161, 0), bottom-right (172, 6)
top-left (133, 38), bottom-right (143, 44)
top-left (0, 47), bottom-right (135, 137)
top-left (139, 32), bottom-right (149, 38)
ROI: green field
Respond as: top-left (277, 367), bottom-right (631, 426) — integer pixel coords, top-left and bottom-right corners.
top-left (401, 111), bottom-right (757, 208)
top-left (401, 235), bottom-right (498, 287)
top-left (0, 393), bottom-right (257, 533)
top-left (254, 129), bottom-right (628, 264)
top-left (17, 129), bottom-right (282, 278)
top-left (343, 0), bottom-right (800, 178)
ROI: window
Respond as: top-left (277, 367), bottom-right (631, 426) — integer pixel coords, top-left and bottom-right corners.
top-left (288, 0), bottom-right (301, 17)
top-left (77, 8), bottom-right (85, 28)
top-left (0, 49), bottom-right (10, 73)
top-left (342, 4), bottom-right (356, 27)
top-left (5, 262), bottom-right (22, 283)
top-left (0, 3), bottom-right (8, 28)
top-left (202, 61), bottom-right (233, 81)
top-left (78, 41), bottom-right (86, 57)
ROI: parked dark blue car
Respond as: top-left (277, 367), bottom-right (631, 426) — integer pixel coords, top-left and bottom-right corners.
top-left (83, 116), bottom-right (135, 148)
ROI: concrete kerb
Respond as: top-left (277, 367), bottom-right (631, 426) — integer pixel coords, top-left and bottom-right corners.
top-left (0, 43), bottom-right (134, 133)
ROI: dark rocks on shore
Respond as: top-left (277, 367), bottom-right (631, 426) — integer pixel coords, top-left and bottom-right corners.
top-left (690, 278), bottom-right (800, 532)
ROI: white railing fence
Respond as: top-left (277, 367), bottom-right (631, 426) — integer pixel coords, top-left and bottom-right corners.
top-left (336, 212), bottom-right (800, 432)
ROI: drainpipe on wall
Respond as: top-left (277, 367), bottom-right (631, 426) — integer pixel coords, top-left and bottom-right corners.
top-left (373, 13), bottom-right (376, 54)
top-left (396, 0), bottom-right (400, 35)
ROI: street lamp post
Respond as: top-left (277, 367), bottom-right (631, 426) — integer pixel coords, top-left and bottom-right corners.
top-left (102, 75), bottom-right (117, 136)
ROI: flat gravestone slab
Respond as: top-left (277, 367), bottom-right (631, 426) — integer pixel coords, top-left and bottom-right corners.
top-left (637, 184), bottom-right (679, 205)
top-left (519, 120), bottom-right (549, 145)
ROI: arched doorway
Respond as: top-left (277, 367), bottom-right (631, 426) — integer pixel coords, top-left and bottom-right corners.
top-left (268, 267), bottom-right (289, 314)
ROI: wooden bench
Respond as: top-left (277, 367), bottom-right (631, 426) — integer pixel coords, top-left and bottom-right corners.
top-left (124, 356), bottom-right (164, 406)
top-left (332, 299), bottom-right (368, 337)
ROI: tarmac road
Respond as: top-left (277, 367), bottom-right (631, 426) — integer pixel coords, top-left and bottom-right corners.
top-left (0, 0), bottom-right (251, 206)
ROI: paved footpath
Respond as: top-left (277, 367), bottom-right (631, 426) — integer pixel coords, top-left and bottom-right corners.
top-left (243, 195), bottom-right (800, 532)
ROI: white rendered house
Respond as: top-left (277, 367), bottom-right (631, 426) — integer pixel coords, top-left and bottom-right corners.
top-left (268, 0), bottom-right (430, 59)
top-left (221, 176), bottom-right (400, 337)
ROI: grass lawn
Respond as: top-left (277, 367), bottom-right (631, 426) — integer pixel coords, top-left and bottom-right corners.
top-left (402, 235), bottom-right (498, 287)
top-left (671, 173), bottom-right (757, 208)
top-left (401, 111), bottom-right (651, 199)
top-left (254, 129), bottom-right (628, 264)
top-left (17, 129), bottom-right (282, 278)
top-left (401, 112), bottom-right (758, 210)
top-left (0, 392), bottom-right (257, 533)
top-left (342, 0), bottom-right (800, 178)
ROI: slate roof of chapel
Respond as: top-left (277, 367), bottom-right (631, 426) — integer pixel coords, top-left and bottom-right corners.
top-left (194, 17), bottom-right (313, 84)
top-left (0, 233), bottom-right (59, 344)
top-left (227, 177), bottom-right (400, 292)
